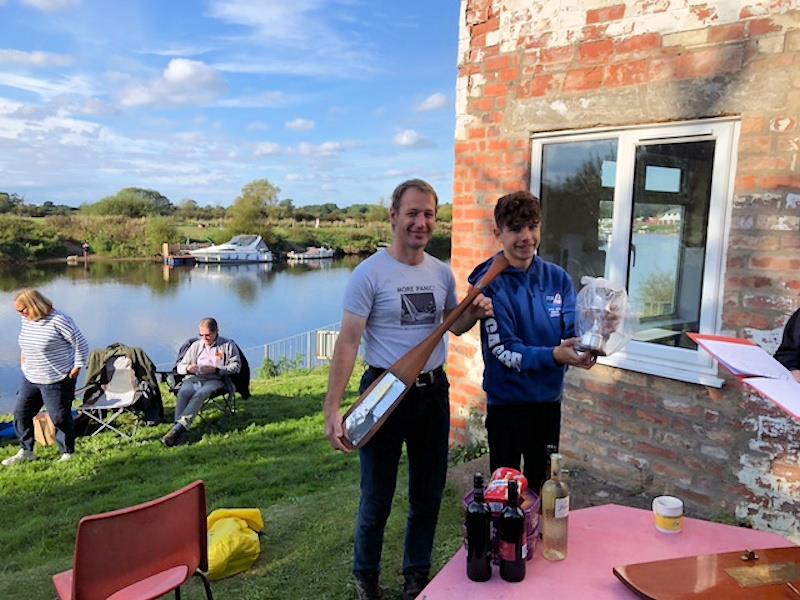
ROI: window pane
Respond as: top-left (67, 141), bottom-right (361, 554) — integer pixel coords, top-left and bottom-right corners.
top-left (628, 140), bottom-right (715, 349)
top-left (539, 139), bottom-right (618, 285)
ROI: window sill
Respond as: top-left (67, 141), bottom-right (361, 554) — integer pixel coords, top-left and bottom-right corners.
top-left (598, 352), bottom-right (725, 388)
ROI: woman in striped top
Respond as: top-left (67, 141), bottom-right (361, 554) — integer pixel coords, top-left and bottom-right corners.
top-left (1, 288), bottom-right (89, 467)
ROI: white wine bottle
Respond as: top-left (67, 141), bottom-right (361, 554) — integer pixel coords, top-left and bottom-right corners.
top-left (541, 452), bottom-right (569, 561)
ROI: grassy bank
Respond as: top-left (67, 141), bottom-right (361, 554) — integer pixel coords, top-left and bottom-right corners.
top-left (0, 368), bottom-right (464, 599)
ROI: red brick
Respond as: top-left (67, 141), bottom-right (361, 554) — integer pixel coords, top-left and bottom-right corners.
top-left (582, 24), bottom-right (609, 41)
top-left (735, 175), bottom-right (759, 190)
top-left (741, 117), bottom-right (765, 134)
top-left (606, 59), bottom-right (648, 87)
top-left (738, 136), bottom-right (772, 153)
top-left (740, 5), bottom-right (769, 19)
top-left (748, 18), bottom-right (781, 36)
top-left (563, 66), bottom-right (604, 91)
top-left (751, 256), bottom-right (800, 270)
top-left (692, 5), bottom-right (719, 22)
top-left (586, 4), bottom-right (625, 24)
top-left (723, 309), bottom-right (772, 329)
top-left (762, 175), bottom-right (800, 189)
top-left (482, 83), bottom-right (508, 97)
top-left (516, 75), bottom-right (555, 98)
top-left (738, 156), bottom-right (790, 171)
top-left (472, 17), bottom-right (500, 37)
top-left (709, 22), bottom-right (746, 43)
top-left (773, 461), bottom-right (800, 479)
top-left (470, 97), bottom-right (494, 112)
top-left (484, 55), bottom-right (511, 72)
top-left (499, 67), bottom-right (519, 82)
top-left (615, 33), bottom-right (661, 55)
top-left (579, 39), bottom-right (614, 64)
top-left (541, 45), bottom-right (574, 64)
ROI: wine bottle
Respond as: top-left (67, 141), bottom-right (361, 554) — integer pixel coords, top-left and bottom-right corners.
top-left (541, 452), bottom-right (570, 561)
top-left (498, 480), bottom-right (526, 582)
top-left (465, 473), bottom-right (492, 582)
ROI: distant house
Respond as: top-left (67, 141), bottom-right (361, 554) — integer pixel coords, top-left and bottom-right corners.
top-left (449, 0), bottom-right (800, 542)
top-left (657, 208), bottom-right (682, 225)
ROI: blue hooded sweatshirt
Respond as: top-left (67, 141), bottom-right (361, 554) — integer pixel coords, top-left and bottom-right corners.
top-left (468, 253), bottom-right (576, 406)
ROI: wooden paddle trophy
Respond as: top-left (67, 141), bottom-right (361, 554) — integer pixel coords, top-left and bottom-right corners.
top-left (341, 254), bottom-right (509, 449)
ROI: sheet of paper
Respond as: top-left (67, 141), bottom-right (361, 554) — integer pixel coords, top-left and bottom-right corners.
top-left (697, 339), bottom-right (792, 379)
top-left (744, 377), bottom-right (800, 420)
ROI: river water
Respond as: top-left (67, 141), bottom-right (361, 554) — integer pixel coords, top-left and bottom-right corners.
top-left (0, 257), bottom-right (364, 414)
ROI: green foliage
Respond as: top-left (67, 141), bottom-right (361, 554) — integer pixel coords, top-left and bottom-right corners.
top-left (229, 179), bottom-right (280, 235)
top-left (259, 354), bottom-right (306, 378)
top-left (638, 269), bottom-right (676, 318)
top-left (0, 192), bottom-right (25, 213)
top-left (144, 216), bottom-right (180, 254)
top-left (437, 203), bottom-right (452, 223)
top-left (0, 216), bottom-right (65, 260)
top-left (82, 187), bottom-right (174, 218)
top-left (0, 369), bottom-right (466, 599)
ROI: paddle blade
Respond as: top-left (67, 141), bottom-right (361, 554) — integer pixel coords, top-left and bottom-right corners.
top-left (343, 371), bottom-right (408, 448)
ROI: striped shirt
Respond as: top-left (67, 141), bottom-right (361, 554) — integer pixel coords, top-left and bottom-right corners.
top-left (18, 309), bottom-right (89, 384)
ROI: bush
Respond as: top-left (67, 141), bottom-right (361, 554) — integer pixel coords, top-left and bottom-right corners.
top-left (0, 216), bottom-right (65, 260)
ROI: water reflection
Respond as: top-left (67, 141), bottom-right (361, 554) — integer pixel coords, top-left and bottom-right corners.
top-left (0, 257), bottom-right (364, 413)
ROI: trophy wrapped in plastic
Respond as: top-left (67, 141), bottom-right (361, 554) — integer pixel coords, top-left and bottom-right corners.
top-left (575, 276), bottom-right (637, 356)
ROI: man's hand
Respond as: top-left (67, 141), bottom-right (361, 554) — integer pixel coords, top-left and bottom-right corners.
top-left (466, 293), bottom-right (494, 320)
top-left (69, 366), bottom-right (81, 379)
top-left (187, 364), bottom-right (198, 375)
top-left (197, 365), bottom-right (217, 376)
top-left (324, 405), bottom-right (351, 453)
top-left (792, 370), bottom-right (800, 383)
top-left (553, 337), bottom-right (597, 369)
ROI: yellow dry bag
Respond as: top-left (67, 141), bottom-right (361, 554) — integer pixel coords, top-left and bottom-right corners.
top-left (207, 508), bottom-right (264, 581)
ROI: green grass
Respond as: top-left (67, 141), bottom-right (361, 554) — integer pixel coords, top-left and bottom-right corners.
top-left (0, 369), bottom-right (465, 599)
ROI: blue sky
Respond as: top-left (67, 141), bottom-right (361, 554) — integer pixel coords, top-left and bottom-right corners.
top-left (0, 0), bottom-right (460, 207)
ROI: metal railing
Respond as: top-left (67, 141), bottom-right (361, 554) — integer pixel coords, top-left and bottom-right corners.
top-left (262, 321), bottom-right (362, 372)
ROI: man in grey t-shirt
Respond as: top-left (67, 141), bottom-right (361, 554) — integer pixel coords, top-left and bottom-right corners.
top-left (323, 179), bottom-right (492, 600)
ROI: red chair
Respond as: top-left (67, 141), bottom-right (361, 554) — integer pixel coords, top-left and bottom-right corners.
top-left (53, 480), bottom-right (213, 600)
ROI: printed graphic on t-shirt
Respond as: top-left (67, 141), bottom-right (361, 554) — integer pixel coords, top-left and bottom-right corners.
top-left (400, 292), bottom-right (436, 325)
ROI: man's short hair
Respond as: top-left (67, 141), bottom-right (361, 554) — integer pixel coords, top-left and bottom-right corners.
top-left (391, 179), bottom-right (439, 213)
top-left (199, 317), bottom-right (218, 333)
top-left (494, 191), bottom-right (542, 230)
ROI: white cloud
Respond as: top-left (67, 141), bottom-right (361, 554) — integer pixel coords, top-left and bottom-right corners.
top-left (208, 0), bottom-right (377, 78)
top-left (216, 91), bottom-right (296, 108)
top-left (393, 129), bottom-right (431, 148)
top-left (119, 59), bottom-right (226, 108)
top-left (0, 72), bottom-right (96, 98)
top-left (0, 49), bottom-right (74, 68)
top-left (285, 118), bottom-right (314, 131)
top-left (383, 169), bottom-right (412, 178)
top-left (255, 141), bottom-right (281, 156)
top-left (415, 92), bottom-right (447, 112)
top-left (139, 45), bottom-right (214, 58)
top-left (287, 140), bottom-right (358, 157)
top-left (21, 0), bottom-right (79, 11)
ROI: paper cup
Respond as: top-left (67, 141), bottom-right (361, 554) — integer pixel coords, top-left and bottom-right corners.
top-left (652, 496), bottom-right (683, 534)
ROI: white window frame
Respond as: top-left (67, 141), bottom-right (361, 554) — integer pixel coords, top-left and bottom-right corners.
top-left (531, 118), bottom-right (740, 387)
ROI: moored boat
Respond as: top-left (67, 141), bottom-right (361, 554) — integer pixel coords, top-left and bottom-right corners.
top-left (286, 246), bottom-right (334, 261)
top-left (189, 235), bottom-right (274, 263)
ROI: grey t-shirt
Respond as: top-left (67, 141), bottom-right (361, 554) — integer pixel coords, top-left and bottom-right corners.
top-left (344, 250), bottom-right (458, 371)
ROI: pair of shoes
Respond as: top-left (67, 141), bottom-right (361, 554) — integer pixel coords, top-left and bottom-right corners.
top-left (2, 448), bottom-right (35, 467)
top-left (57, 453), bottom-right (74, 463)
top-left (402, 573), bottom-right (430, 600)
top-left (354, 575), bottom-right (384, 600)
top-left (160, 424), bottom-right (188, 447)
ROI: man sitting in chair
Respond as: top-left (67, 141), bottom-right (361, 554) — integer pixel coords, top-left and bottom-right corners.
top-left (161, 317), bottom-right (241, 447)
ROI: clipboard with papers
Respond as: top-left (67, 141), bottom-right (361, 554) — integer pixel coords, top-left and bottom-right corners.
top-left (689, 333), bottom-right (800, 420)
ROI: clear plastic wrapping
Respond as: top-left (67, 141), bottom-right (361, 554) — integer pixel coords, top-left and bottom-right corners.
top-left (574, 276), bottom-right (638, 356)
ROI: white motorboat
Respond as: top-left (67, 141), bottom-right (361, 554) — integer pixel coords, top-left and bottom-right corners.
top-left (189, 235), bottom-right (274, 263)
top-left (286, 246), bottom-right (335, 261)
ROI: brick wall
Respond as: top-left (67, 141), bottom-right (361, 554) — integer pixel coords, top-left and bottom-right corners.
top-left (450, 0), bottom-right (800, 540)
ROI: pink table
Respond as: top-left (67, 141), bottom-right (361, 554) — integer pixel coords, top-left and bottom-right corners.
top-left (421, 504), bottom-right (792, 599)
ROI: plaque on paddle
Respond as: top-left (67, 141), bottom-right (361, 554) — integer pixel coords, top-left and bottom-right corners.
top-left (613, 546), bottom-right (800, 599)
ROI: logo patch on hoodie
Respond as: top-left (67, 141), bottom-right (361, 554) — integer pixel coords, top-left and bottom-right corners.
top-left (545, 293), bottom-right (562, 318)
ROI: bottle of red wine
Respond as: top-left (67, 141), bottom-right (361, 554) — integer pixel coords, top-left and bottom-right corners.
top-left (466, 472), bottom-right (492, 582)
top-left (499, 480), bottom-right (526, 582)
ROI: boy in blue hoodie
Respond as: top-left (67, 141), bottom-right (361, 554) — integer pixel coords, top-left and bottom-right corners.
top-left (468, 191), bottom-right (595, 492)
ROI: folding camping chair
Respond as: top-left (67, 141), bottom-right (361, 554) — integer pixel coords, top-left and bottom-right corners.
top-left (158, 337), bottom-right (250, 428)
top-left (77, 355), bottom-right (140, 439)
top-left (53, 480), bottom-right (213, 600)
